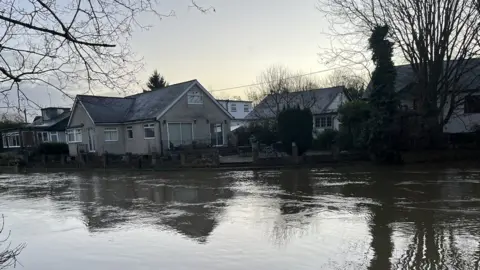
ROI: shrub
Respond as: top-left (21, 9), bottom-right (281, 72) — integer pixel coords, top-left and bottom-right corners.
top-left (277, 106), bottom-right (313, 155)
top-left (312, 129), bottom-right (339, 150)
top-left (234, 122), bottom-right (278, 146)
top-left (37, 142), bottom-right (69, 155)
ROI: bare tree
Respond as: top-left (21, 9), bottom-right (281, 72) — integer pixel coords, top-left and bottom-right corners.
top-left (0, 0), bottom-right (206, 108)
top-left (0, 215), bottom-right (25, 269)
top-left (320, 69), bottom-right (367, 100)
top-left (245, 65), bottom-right (320, 119)
top-left (319, 0), bottom-right (480, 128)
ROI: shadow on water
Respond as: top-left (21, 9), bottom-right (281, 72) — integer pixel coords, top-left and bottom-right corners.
top-left (0, 167), bottom-right (480, 269)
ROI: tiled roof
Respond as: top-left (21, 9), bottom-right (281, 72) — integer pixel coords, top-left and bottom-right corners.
top-left (245, 86), bottom-right (344, 120)
top-left (76, 80), bottom-right (197, 123)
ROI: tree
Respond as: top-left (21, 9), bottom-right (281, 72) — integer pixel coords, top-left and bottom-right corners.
top-left (245, 65), bottom-right (320, 119)
top-left (277, 106), bottom-right (313, 155)
top-left (0, 0), bottom-right (205, 102)
top-left (146, 70), bottom-right (169, 91)
top-left (319, 0), bottom-right (480, 130)
top-left (0, 215), bottom-right (25, 269)
top-left (337, 100), bottom-right (370, 149)
top-left (364, 25), bottom-right (400, 163)
top-left (321, 69), bottom-right (367, 100)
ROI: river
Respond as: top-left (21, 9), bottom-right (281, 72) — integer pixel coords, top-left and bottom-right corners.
top-left (0, 166), bottom-right (479, 269)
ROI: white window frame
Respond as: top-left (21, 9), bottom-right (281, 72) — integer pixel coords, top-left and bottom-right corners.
top-left (104, 127), bottom-right (119, 142)
top-left (49, 132), bottom-right (59, 142)
top-left (187, 91), bottom-right (203, 105)
top-left (126, 126), bottom-right (133, 139)
top-left (244, 104), bottom-right (249, 112)
top-left (144, 123), bottom-right (155, 139)
top-left (231, 103), bottom-right (237, 112)
top-left (67, 128), bottom-right (82, 143)
top-left (37, 131), bottom-right (49, 143)
top-left (315, 116), bottom-right (333, 128)
top-left (2, 132), bottom-right (20, 148)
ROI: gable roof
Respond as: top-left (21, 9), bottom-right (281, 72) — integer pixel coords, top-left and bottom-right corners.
top-left (245, 86), bottom-right (345, 120)
top-left (72, 80), bottom-right (231, 125)
top-left (365, 59), bottom-right (480, 98)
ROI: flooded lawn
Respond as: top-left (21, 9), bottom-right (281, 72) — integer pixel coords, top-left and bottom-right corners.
top-left (1, 167), bottom-right (480, 269)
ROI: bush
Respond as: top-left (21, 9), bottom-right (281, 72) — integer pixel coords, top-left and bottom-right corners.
top-left (312, 129), bottom-right (339, 150)
top-left (37, 142), bottom-right (69, 155)
top-left (277, 106), bottom-right (313, 155)
top-left (234, 122), bottom-right (277, 146)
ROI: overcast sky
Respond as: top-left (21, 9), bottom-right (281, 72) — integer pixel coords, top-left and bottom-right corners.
top-left (5, 0), bottom-right (336, 118)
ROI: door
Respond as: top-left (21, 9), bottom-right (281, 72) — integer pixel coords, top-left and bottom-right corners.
top-left (210, 123), bottom-right (224, 146)
top-left (167, 123), bottom-right (193, 148)
top-left (88, 128), bottom-right (96, 152)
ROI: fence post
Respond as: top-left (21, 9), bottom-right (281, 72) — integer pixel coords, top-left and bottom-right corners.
top-left (151, 152), bottom-right (157, 166)
top-left (103, 151), bottom-right (108, 168)
top-left (252, 142), bottom-right (259, 163)
top-left (180, 152), bottom-right (186, 166)
top-left (292, 142), bottom-right (299, 164)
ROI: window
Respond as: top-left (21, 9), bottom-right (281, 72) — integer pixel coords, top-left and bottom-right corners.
top-left (168, 123), bottom-right (193, 147)
top-left (104, 128), bottom-right (118, 141)
top-left (315, 116), bottom-right (333, 128)
top-left (2, 133), bottom-right (20, 148)
top-left (126, 126), bottom-right (133, 139)
top-left (144, 123), bottom-right (155, 139)
top-left (37, 132), bottom-right (49, 143)
top-left (67, 129), bottom-right (82, 143)
top-left (49, 132), bottom-right (59, 142)
top-left (244, 104), bottom-right (249, 112)
top-left (187, 90), bottom-right (203, 104)
top-left (231, 103), bottom-right (237, 112)
top-left (464, 96), bottom-right (480, 113)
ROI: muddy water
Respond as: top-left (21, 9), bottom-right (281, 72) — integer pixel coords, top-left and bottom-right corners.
top-left (0, 167), bottom-right (480, 269)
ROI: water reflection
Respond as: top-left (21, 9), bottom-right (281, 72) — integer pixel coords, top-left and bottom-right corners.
top-left (0, 168), bottom-right (479, 269)
top-left (77, 173), bottom-right (234, 242)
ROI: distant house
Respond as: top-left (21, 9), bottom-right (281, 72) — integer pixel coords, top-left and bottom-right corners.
top-left (66, 80), bottom-right (232, 156)
top-left (1, 107), bottom-right (70, 150)
top-left (365, 60), bottom-right (480, 133)
top-left (217, 99), bottom-right (253, 130)
top-left (245, 86), bottom-right (348, 132)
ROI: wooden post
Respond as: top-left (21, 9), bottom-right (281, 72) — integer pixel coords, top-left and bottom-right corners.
top-left (151, 152), bottom-right (157, 166)
top-left (103, 151), bottom-right (108, 168)
top-left (180, 152), bottom-right (186, 166)
top-left (292, 142), bottom-right (299, 164)
top-left (252, 142), bottom-right (259, 163)
top-left (42, 154), bottom-right (47, 166)
top-left (332, 142), bottom-right (340, 161)
top-left (60, 154), bottom-right (66, 165)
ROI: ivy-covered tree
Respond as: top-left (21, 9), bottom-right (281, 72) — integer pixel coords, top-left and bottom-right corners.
top-left (146, 70), bottom-right (169, 91)
top-left (364, 25), bottom-right (401, 163)
top-left (277, 106), bottom-right (313, 155)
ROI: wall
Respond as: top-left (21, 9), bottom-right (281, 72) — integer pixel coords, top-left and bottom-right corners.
top-left (95, 125), bottom-right (126, 154)
top-left (161, 85), bottom-right (231, 150)
top-left (125, 122), bottom-right (162, 154)
top-left (67, 103), bottom-right (95, 156)
top-left (218, 100), bottom-right (252, 120)
top-left (443, 93), bottom-right (480, 133)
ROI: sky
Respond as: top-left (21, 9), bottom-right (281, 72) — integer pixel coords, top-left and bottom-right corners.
top-left (3, 0), bottom-right (337, 119)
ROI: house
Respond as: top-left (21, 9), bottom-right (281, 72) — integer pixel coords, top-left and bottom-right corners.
top-left (217, 99), bottom-right (253, 130)
top-left (1, 107), bottom-right (71, 150)
top-left (365, 60), bottom-right (480, 133)
top-left (66, 80), bottom-right (233, 156)
top-left (245, 86), bottom-right (348, 132)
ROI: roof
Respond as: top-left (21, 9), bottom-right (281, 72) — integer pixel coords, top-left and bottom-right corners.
top-left (245, 86), bottom-right (344, 120)
top-left (28, 109), bottom-right (71, 130)
top-left (365, 59), bottom-right (480, 97)
top-left (216, 99), bottom-right (253, 103)
top-left (74, 80), bottom-right (228, 124)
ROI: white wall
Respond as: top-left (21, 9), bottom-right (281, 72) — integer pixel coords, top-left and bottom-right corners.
top-left (217, 100), bottom-right (252, 120)
top-left (443, 93), bottom-right (480, 133)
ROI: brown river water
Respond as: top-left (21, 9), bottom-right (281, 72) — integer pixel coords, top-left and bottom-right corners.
top-left (1, 166), bottom-right (480, 270)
